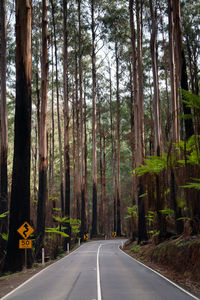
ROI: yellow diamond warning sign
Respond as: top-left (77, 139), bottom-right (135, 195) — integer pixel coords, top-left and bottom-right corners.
top-left (17, 222), bottom-right (34, 239)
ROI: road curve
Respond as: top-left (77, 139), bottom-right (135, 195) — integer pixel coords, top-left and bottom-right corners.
top-left (1, 240), bottom-right (199, 300)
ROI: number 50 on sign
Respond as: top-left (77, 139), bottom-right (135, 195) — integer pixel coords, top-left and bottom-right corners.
top-left (19, 239), bottom-right (32, 249)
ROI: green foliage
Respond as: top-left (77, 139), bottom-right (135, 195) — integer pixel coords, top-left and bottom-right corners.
top-left (176, 135), bottom-right (200, 165)
top-left (52, 217), bottom-right (81, 236)
top-left (148, 230), bottom-right (160, 237)
top-left (1, 233), bottom-right (8, 241)
top-left (125, 205), bottom-right (137, 219)
top-left (45, 227), bottom-right (69, 238)
top-left (159, 209), bottom-right (174, 217)
top-left (181, 89), bottom-right (200, 110)
top-left (0, 211), bottom-right (8, 218)
top-left (133, 154), bottom-right (167, 176)
top-left (164, 188), bottom-right (170, 197)
top-left (181, 178), bottom-right (200, 190)
top-left (53, 208), bottom-right (61, 212)
top-left (53, 216), bottom-right (69, 223)
top-left (130, 245), bottom-right (141, 254)
top-left (146, 211), bottom-right (157, 225)
top-left (49, 196), bottom-right (59, 202)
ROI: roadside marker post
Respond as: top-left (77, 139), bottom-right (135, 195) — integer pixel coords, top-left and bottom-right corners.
top-left (17, 222), bottom-right (34, 269)
top-left (78, 238), bottom-right (80, 246)
top-left (67, 243), bottom-right (69, 254)
top-left (42, 248), bottom-right (45, 265)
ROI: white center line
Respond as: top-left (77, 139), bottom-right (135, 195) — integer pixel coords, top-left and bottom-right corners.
top-left (97, 244), bottom-right (102, 300)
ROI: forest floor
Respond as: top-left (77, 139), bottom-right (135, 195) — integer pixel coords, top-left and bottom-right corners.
top-left (123, 235), bottom-right (200, 298)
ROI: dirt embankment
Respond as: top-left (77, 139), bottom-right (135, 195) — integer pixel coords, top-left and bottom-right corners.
top-left (124, 236), bottom-right (200, 298)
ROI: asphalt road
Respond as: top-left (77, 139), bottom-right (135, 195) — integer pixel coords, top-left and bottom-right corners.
top-left (1, 240), bottom-right (199, 300)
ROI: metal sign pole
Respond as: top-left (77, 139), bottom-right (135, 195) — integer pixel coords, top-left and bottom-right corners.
top-left (25, 248), bottom-right (27, 270)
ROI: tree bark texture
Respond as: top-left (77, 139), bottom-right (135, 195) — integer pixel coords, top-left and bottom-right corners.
top-left (0, 0), bottom-right (8, 256)
top-left (172, 0), bottom-right (194, 140)
top-left (115, 42), bottom-right (121, 237)
top-left (63, 0), bottom-right (71, 247)
top-left (50, 0), bottom-right (64, 215)
top-left (91, 0), bottom-right (98, 237)
top-left (36, 0), bottom-right (48, 261)
top-left (5, 0), bottom-right (32, 272)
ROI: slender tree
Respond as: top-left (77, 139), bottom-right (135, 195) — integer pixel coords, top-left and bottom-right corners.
top-left (78, 0), bottom-right (86, 239)
top-left (5, 0), bottom-right (32, 272)
top-left (135, 0), bottom-right (148, 243)
top-left (0, 0), bottom-right (8, 256)
top-left (91, 0), bottom-right (98, 237)
top-left (63, 0), bottom-right (70, 246)
top-left (36, 0), bottom-right (48, 260)
top-left (172, 0), bottom-right (194, 140)
top-left (50, 0), bottom-right (64, 215)
top-left (115, 42), bottom-right (121, 236)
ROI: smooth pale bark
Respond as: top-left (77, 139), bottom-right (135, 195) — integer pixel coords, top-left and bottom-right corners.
top-left (5, 0), bottom-right (32, 272)
top-left (91, 0), bottom-right (98, 237)
top-left (63, 0), bottom-right (70, 247)
top-left (0, 0), bottom-right (8, 256)
top-left (36, 0), bottom-right (48, 261)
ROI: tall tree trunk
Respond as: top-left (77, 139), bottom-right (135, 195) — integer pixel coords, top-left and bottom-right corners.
top-left (0, 0), bottom-right (8, 257)
top-left (91, 0), bottom-right (98, 237)
top-left (115, 42), bottom-right (121, 237)
top-left (78, 0), bottom-right (86, 239)
top-left (129, 0), bottom-right (138, 240)
top-left (83, 76), bottom-right (88, 230)
top-left (149, 0), bottom-right (163, 156)
top-left (5, 0), bottom-right (32, 272)
top-left (99, 110), bottom-right (103, 234)
top-left (136, 0), bottom-right (147, 243)
top-left (72, 83), bottom-right (76, 218)
top-left (109, 66), bottom-right (116, 233)
top-left (63, 0), bottom-right (70, 247)
top-left (50, 35), bottom-right (55, 195)
top-left (75, 53), bottom-right (81, 220)
top-left (172, 0), bottom-right (194, 140)
top-left (168, 0), bottom-right (179, 143)
top-left (36, 0), bottom-right (48, 260)
top-left (50, 0), bottom-right (64, 215)
top-left (102, 130), bottom-right (107, 234)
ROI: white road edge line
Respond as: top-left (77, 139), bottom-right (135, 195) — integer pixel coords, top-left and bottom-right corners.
top-left (97, 244), bottom-right (102, 300)
top-left (0, 243), bottom-right (86, 300)
top-left (119, 245), bottom-right (200, 300)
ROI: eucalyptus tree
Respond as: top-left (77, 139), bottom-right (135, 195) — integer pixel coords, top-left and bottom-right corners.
top-left (171, 0), bottom-right (194, 140)
top-left (0, 0), bottom-right (8, 256)
top-left (35, 0), bottom-right (48, 261)
top-left (5, 0), bottom-right (32, 272)
top-left (63, 0), bottom-right (71, 246)
top-left (91, 0), bottom-right (98, 237)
